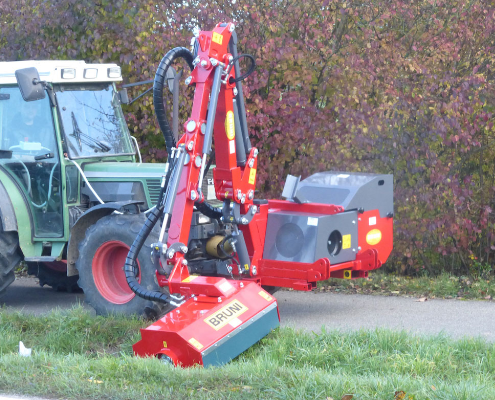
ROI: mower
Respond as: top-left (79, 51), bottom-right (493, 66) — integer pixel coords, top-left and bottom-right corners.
top-left (126, 22), bottom-right (394, 367)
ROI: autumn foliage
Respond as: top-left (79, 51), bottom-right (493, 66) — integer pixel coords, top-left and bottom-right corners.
top-left (1, 0), bottom-right (495, 275)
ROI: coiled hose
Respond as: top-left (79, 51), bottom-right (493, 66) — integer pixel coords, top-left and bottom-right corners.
top-left (153, 47), bottom-right (194, 156)
top-left (124, 205), bottom-right (171, 303)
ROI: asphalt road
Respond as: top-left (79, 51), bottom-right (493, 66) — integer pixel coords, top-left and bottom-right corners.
top-left (2, 277), bottom-right (495, 341)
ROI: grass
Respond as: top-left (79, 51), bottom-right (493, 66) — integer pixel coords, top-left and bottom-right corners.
top-left (0, 306), bottom-right (494, 399)
top-left (318, 271), bottom-right (495, 300)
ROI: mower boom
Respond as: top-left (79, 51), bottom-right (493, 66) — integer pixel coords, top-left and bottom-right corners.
top-left (128, 22), bottom-right (394, 367)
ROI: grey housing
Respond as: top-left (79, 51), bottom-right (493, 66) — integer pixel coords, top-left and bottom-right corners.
top-left (262, 171), bottom-right (394, 265)
top-left (285, 171), bottom-right (394, 218)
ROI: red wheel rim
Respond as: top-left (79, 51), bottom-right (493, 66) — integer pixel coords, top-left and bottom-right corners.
top-left (92, 240), bottom-right (139, 304)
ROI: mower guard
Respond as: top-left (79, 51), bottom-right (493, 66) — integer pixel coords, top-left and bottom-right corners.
top-left (133, 281), bottom-right (279, 367)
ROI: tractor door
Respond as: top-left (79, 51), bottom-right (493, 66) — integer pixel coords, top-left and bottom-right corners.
top-left (0, 86), bottom-right (63, 237)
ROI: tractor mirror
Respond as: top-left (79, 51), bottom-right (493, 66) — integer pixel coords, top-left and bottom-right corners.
top-left (15, 67), bottom-right (46, 102)
top-left (166, 66), bottom-right (176, 93)
top-left (118, 88), bottom-right (130, 105)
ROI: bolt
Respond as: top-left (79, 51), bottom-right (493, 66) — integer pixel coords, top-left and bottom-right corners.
top-left (182, 259), bottom-right (188, 266)
top-left (193, 296), bottom-right (198, 301)
top-left (200, 59), bottom-right (208, 68)
top-left (251, 205), bottom-right (257, 214)
top-left (187, 120), bottom-right (196, 132)
top-left (201, 123), bottom-right (206, 134)
top-left (185, 76), bottom-right (192, 85)
top-left (233, 88), bottom-right (238, 96)
top-left (195, 156), bottom-right (202, 167)
top-left (193, 56), bottom-right (200, 65)
top-left (241, 194), bottom-right (246, 204)
top-left (228, 55), bottom-right (233, 63)
top-left (352, 248), bottom-right (356, 252)
top-left (248, 158), bottom-right (254, 168)
top-left (229, 24), bottom-right (236, 32)
top-left (253, 149), bottom-right (259, 157)
top-left (252, 265), bottom-right (257, 275)
top-left (240, 282), bottom-right (244, 288)
top-left (181, 246), bottom-right (188, 253)
top-left (241, 217), bottom-right (248, 224)
top-left (176, 309), bottom-right (180, 313)
top-left (210, 58), bottom-right (218, 66)
top-left (358, 246), bottom-right (362, 251)
top-left (352, 220), bottom-right (356, 224)
top-left (190, 190), bottom-right (197, 201)
top-left (218, 297), bottom-right (222, 303)
top-left (168, 251), bottom-right (175, 259)
top-left (248, 190), bottom-right (254, 200)
top-left (187, 141), bottom-right (194, 151)
top-left (236, 189), bottom-right (242, 200)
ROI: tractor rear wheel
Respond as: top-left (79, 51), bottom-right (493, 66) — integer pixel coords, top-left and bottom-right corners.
top-left (76, 213), bottom-right (166, 318)
top-left (0, 226), bottom-right (22, 298)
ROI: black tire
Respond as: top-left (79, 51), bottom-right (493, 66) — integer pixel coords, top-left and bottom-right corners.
top-left (27, 262), bottom-right (81, 293)
top-left (76, 213), bottom-right (167, 318)
top-left (0, 226), bottom-right (22, 298)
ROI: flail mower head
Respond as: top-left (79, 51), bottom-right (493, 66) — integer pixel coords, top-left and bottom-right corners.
top-left (124, 22), bottom-right (394, 367)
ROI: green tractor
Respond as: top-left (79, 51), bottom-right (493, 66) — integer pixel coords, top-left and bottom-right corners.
top-left (0, 60), bottom-right (185, 317)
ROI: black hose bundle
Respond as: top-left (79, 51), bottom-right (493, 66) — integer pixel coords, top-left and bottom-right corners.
top-left (124, 206), bottom-right (171, 304)
top-left (153, 47), bottom-right (194, 156)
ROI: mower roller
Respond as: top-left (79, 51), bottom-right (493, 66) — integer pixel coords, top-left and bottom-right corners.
top-left (126, 22), bottom-right (394, 367)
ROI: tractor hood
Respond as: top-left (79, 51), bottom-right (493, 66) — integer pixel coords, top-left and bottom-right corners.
top-left (82, 162), bottom-right (167, 178)
top-left (80, 162), bottom-right (167, 207)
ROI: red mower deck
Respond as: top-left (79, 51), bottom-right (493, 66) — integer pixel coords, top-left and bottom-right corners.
top-left (133, 280), bottom-right (279, 367)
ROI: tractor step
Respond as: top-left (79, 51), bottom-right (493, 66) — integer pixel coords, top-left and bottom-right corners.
top-left (133, 281), bottom-right (279, 367)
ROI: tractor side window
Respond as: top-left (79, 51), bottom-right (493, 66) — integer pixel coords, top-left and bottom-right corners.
top-left (55, 84), bottom-right (134, 158)
top-left (0, 86), bottom-right (63, 238)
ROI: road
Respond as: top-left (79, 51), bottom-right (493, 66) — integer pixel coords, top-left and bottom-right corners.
top-left (2, 277), bottom-right (495, 341)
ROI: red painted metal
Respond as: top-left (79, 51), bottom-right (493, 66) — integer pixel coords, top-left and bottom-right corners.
top-left (134, 21), bottom-right (394, 366)
top-left (133, 281), bottom-right (278, 366)
top-left (154, 21), bottom-right (393, 294)
top-left (93, 240), bottom-right (137, 304)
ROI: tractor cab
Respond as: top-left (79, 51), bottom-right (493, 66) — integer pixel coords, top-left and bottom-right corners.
top-left (0, 61), bottom-right (139, 238)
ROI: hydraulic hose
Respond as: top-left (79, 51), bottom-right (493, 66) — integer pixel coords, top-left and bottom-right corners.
top-left (124, 205), bottom-right (171, 304)
top-left (196, 201), bottom-right (222, 219)
top-left (153, 47), bottom-right (194, 156)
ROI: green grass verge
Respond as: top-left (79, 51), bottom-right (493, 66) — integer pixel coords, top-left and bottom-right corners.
top-left (1, 306), bottom-right (494, 399)
top-left (318, 272), bottom-right (495, 300)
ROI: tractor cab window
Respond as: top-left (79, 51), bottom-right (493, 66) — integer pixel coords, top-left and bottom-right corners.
top-left (55, 84), bottom-right (134, 159)
top-left (0, 86), bottom-right (63, 237)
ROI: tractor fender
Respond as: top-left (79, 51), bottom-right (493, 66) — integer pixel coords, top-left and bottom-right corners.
top-left (0, 180), bottom-right (17, 232)
top-left (66, 200), bottom-right (144, 277)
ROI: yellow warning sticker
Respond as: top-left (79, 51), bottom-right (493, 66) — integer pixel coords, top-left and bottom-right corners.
top-left (204, 299), bottom-right (248, 331)
top-left (212, 32), bottom-right (223, 45)
top-left (188, 337), bottom-right (203, 350)
top-left (258, 291), bottom-right (273, 301)
top-left (249, 168), bottom-right (256, 184)
top-left (182, 275), bottom-right (198, 283)
top-left (342, 234), bottom-right (351, 249)
top-left (343, 270), bottom-right (352, 279)
top-left (366, 229), bottom-right (382, 245)
top-left (163, 341), bottom-right (167, 348)
top-left (225, 110), bottom-right (235, 140)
